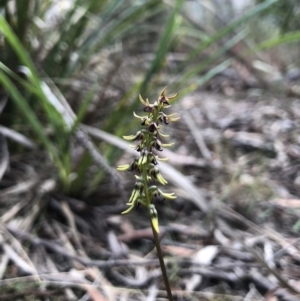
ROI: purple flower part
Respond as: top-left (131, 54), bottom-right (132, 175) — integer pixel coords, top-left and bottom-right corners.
top-left (148, 152), bottom-right (158, 165)
top-left (148, 122), bottom-right (158, 132)
top-left (128, 159), bottom-right (139, 171)
top-left (144, 105), bottom-right (154, 113)
top-left (151, 139), bottom-right (163, 151)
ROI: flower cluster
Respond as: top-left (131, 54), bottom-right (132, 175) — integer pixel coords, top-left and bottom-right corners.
top-left (117, 88), bottom-right (179, 233)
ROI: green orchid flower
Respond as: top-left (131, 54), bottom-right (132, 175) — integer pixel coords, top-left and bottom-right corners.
top-left (117, 88), bottom-right (179, 233)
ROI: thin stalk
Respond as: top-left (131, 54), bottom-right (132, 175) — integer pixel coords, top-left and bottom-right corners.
top-left (150, 218), bottom-right (173, 301)
top-left (118, 89), bottom-right (179, 300)
top-left (142, 168), bottom-right (173, 301)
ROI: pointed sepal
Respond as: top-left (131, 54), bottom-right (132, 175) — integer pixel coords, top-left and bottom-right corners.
top-left (149, 204), bottom-right (159, 233)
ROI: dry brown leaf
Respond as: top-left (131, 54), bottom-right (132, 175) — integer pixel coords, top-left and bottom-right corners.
top-left (82, 285), bottom-right (108, 301)
top-left (264, 290), bottom-right (278, 301)
top-left (223, 129), bottom-right (274, 152)
top-left (288, 279), bottom-right (300, 294)
top-left (0, 125), bottom-right (36, 149)
top-left (162, 245), bottom-right (195, 257)
top-left (0, 178), bottom-right (39, 198)
top-left (272, 198), bottom-right (300, 208)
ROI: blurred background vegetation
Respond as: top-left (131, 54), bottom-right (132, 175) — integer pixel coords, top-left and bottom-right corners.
top-left (2, 0), bottom-right (299, 199)
top-left (2, 0), bottom-right (300, 299)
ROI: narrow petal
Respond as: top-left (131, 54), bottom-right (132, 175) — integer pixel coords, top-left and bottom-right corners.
top-left (158, 131), bottom-right (169, 138)
top-left (117, 164), bottom-right (130, 171)
top-left (166, 92), bottom-right (179, 100)
top-left (161, 142), bottom-right (175, 148)
top-left (160, 86), bottom-right (167, 97)
top-left (156, 156), bottom-right (169, 162)
top-left (139, 94), bottom-right (149, 106)
top-left (156, 173), bottom-right (168, 185)
top-left (167, 113), bottom-right (178, 117)
top-left (121, 203), bottom-right (135, 214)
top-left (159, 189), bottom-right (177, 199)
top-left (141, 155), bottom-right (148, 165)
top-left (159, 87), bottom-right (178, 101)
top-left (169, 116), bottom-right (180, 122)
top-left (129, 188), bottom-right (140, 203)
top-left (123, 134), bottom-right (137, 141)
top-left (165, 113), bottom-right (180, 122)
top-left (138, 150), bottom-right (148, 165)
top-left (133, 111), bottom-right (144, 118)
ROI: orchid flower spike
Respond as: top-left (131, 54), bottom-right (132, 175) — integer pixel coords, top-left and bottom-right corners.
top-left (117, 88), bottom-right (179, 233)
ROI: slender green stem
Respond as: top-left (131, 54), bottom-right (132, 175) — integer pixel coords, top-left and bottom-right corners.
top-left (119, 89), bottom-right (179, 300)
top-left (142, 167), bottom-right (173, 301)
top-left (150, 218), bottom-right (174, 301)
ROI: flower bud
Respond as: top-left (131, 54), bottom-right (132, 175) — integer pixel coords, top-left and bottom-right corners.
top-left (149, 204), bottom-right (159, 233)
top-left (138, 149), bottom-right (148, 165)
top-left (147, 152), bottom-right (158, 165)
top-left (158, 87), bottom-right (178, 106)
top-left (150, 139), bottom-right (163, 151)
top-left (128, 181), bottom-right (144, 204)
top-left (117, 158), bottom-right (139, 172)
top-left (158, 189), bottom-right (177, 200)
top-left (148, 164), bottom-right (168, 185)
top-left (147, 122), bottom-right (158, 132)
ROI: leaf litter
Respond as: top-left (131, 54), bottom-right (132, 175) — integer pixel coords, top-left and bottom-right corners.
top-left (1, 88), bottom-right (300, 300)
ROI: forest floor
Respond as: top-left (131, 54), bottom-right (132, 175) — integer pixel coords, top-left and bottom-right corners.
top-left (1, 84), bottom-right (300, 301)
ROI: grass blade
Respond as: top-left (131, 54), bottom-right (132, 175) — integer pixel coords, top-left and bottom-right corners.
top-left (176, 29), bottom-right (248, 87)
top-left (178, 59), bottom-right (233, 97)
top-left (105, 0), bottom-right (184, 135)
top-left (70, 85), bottom-right (98, 134)
top-left (254, 30), bottom-right (300, 51)
top-left (0, 70), bottom-right (61, 169)
top-left (15, 0), bottom-right (31, 44)
top-left (185, 0), bottom-right (278, 62)
top-left (140, 0), bottom-right (184, 93)
top-left (67, 0), bottom-right (162, 76)
top-left (0, 15), bottom-right (39, 84)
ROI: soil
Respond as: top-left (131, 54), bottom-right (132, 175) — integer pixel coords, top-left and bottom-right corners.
top-left (1, 88), bottom-right (300, 301)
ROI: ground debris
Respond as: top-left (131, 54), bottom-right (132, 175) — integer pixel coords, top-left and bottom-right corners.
top-left (1, 91), bottom-right (300, 300)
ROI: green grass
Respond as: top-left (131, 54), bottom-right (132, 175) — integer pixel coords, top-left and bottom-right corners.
top-left (0, 0), bottom-right (285, 197)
